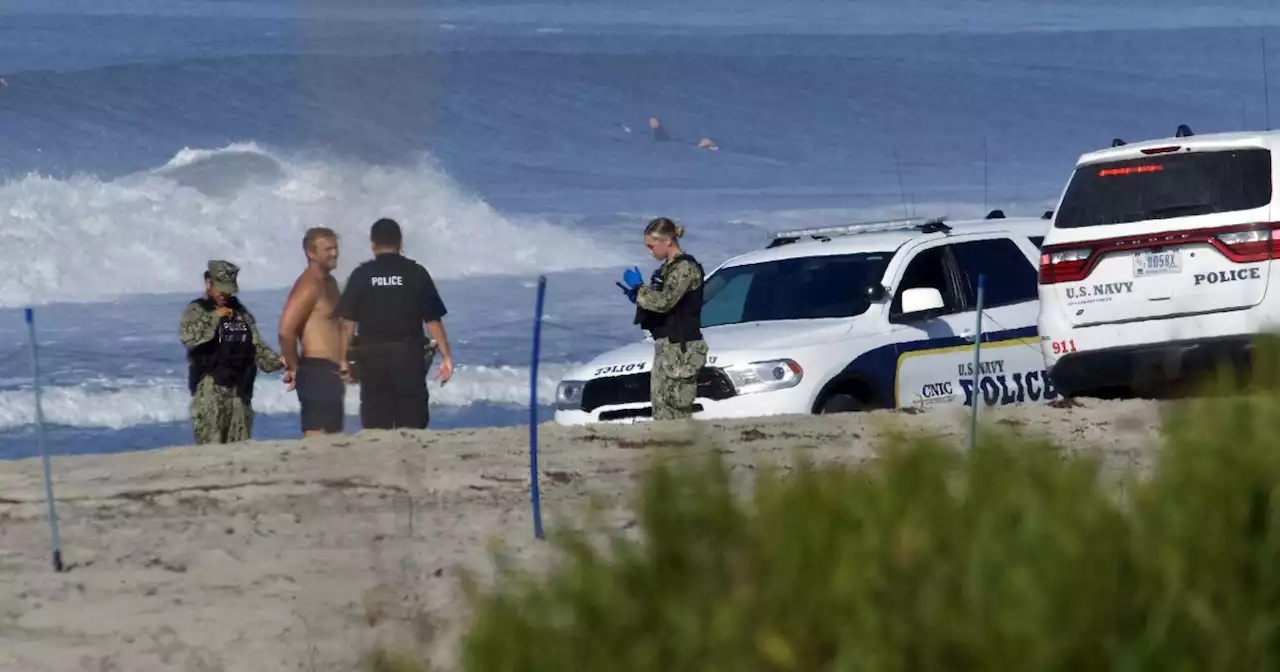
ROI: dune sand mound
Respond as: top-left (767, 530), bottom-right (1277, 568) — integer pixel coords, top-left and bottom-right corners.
top-left (0, 399), bottom-right (1165, 671)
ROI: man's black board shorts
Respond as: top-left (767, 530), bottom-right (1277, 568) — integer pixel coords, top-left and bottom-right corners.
top-left (296, 357), bottom-right (345, 433)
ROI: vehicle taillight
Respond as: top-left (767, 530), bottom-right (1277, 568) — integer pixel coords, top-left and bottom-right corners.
top-left (1215, 227), bottom-right (1280, 262)
top-left (1039, 222), bottom-right (1280, 285)
top-left (1039, 248), bottom-right (1092, 284)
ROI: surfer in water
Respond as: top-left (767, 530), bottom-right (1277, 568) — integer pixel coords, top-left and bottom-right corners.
top-left (649, 116), bottom-right (672, 142)
top-left (649, 115), bottom-right (717, 151)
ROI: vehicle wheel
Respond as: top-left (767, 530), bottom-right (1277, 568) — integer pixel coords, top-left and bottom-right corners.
top-left (818, 393), bottom-right (864, 414)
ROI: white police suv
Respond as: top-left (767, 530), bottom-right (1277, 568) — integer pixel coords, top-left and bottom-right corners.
top-left (554, 211), bottom-right (1057, 424)
top-left (1038, 125), bottom-right (1280, 397)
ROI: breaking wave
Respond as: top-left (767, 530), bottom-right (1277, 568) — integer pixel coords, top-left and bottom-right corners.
top-left (0, 142), bottom-right (625, 308)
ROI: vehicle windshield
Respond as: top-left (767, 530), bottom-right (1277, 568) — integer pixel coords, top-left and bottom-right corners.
top-left (701, 252), bottom-right (893, 327)
top-left (1054, 148), bottom-right (1273, 228)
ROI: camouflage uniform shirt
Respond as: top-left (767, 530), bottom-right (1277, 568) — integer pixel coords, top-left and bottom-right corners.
top-left (179, 299), bottom-right (284, 380)
top-left (636, 256), bottom-right (708, 420)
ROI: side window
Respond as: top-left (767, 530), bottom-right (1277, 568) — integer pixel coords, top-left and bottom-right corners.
top-left (949, 238), bottom-right (1039, 308)
top-left (890, 246), bottom-right (960, 315)
top-left (701, 272), bottom-right (752, 327)
top-left (1029, 236), bottom-right (1044, 249)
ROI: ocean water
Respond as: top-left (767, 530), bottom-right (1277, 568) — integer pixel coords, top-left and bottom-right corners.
top-left (0, 0), bottom-right (1277, 459)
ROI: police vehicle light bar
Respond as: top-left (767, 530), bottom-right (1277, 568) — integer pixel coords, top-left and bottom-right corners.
top-left (767, 217), bottom-right (950, 244)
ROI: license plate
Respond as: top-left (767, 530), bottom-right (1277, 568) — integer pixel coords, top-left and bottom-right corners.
top-left (1133, 249), bottom-right (1181, 276)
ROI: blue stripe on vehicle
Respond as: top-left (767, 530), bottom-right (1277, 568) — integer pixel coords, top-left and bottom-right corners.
top-left (834, 325), bottom-right (1040, 408)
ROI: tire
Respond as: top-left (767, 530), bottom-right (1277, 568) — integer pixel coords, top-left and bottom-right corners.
top-left (818, 393), bottom-right (864, 414)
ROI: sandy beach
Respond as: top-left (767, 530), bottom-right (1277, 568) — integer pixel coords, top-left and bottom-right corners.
top-left (0, 399), bottom-right (1168, 672)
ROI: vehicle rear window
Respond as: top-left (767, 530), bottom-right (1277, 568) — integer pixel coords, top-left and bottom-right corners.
top-left (1053, 148), bottom-right (1273, 229)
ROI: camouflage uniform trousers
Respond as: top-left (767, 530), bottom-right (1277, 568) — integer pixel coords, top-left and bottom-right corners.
top-left (650, 337), bottom-right (709, 420)
top-left (190, 375), bottom-right (255, 444)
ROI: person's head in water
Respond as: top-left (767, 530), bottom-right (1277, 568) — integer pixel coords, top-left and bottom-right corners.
top-left (644, 217), bottom-right (685, 262)
top-left (370, 217), bottom-right (403, 254)
top-left (648, 116), bottom-right (671, 142)
top-left (303, 226), bottom-right (340, 273)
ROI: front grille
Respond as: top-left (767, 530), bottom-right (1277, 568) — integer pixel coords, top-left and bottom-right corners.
top-left (582, 372), bottom-right (650, 410)
top-left (698, 368), bottom-right (737, 401)
top-left (579, 367), bottom-right (736, 412)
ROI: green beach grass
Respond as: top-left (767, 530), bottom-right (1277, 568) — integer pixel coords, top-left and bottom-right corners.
top-left (370, 344), bottom-right (1280, 671)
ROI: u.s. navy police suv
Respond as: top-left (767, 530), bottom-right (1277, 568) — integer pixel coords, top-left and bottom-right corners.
top-left (554, 211), bottom-right (1056, 424)
top-left (1038, 125), bottom-right (1280, 397)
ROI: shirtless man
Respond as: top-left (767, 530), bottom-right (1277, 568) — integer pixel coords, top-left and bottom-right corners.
top-left (279, 227), bottom-right (346, 436)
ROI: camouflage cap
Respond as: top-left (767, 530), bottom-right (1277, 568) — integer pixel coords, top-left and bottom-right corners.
top-left (207, 260), bottom-right (240, 295)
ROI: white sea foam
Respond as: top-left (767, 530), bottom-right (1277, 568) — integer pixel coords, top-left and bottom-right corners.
top-left (0, 142), bottom-right (625, 308)
top-left (0, 362), bottom-right (577, 430)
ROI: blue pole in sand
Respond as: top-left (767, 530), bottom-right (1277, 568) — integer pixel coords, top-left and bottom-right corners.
top-left (529, 276), bottom-right (546, 540)
top-left (26, 308), bottom-right (64, 572)
top-left (968, 274), bottom-right (985, 453)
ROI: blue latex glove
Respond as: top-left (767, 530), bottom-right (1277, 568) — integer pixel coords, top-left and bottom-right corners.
top-left (616, 282), bottom-right (639, 304)
top-left (621, 266), bottom-right (643, 290)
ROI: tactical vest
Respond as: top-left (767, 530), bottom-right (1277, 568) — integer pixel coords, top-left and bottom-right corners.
top-left (186, 297), bottom-right (258, 399)
top-left (635, 254), bottom-right (705, 345)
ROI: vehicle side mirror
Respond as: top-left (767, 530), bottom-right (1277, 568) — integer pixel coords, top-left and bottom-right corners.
top-left (900, 287), bottom-right (945, 316)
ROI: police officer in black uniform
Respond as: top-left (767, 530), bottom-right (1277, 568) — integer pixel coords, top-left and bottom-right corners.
top-left (335, 218), bottom-right (454, 430)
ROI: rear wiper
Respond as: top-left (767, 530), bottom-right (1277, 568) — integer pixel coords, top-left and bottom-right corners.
top-left (1144, 203), bottom-right (1217, 219)
top-left (1085, 203), bottom-right (1217, 226)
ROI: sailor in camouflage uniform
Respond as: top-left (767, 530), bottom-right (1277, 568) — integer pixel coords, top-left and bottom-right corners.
top-left (179, 260), bottom-right (285, 444)
top-left (620, 217), bottom-right (709, 421)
